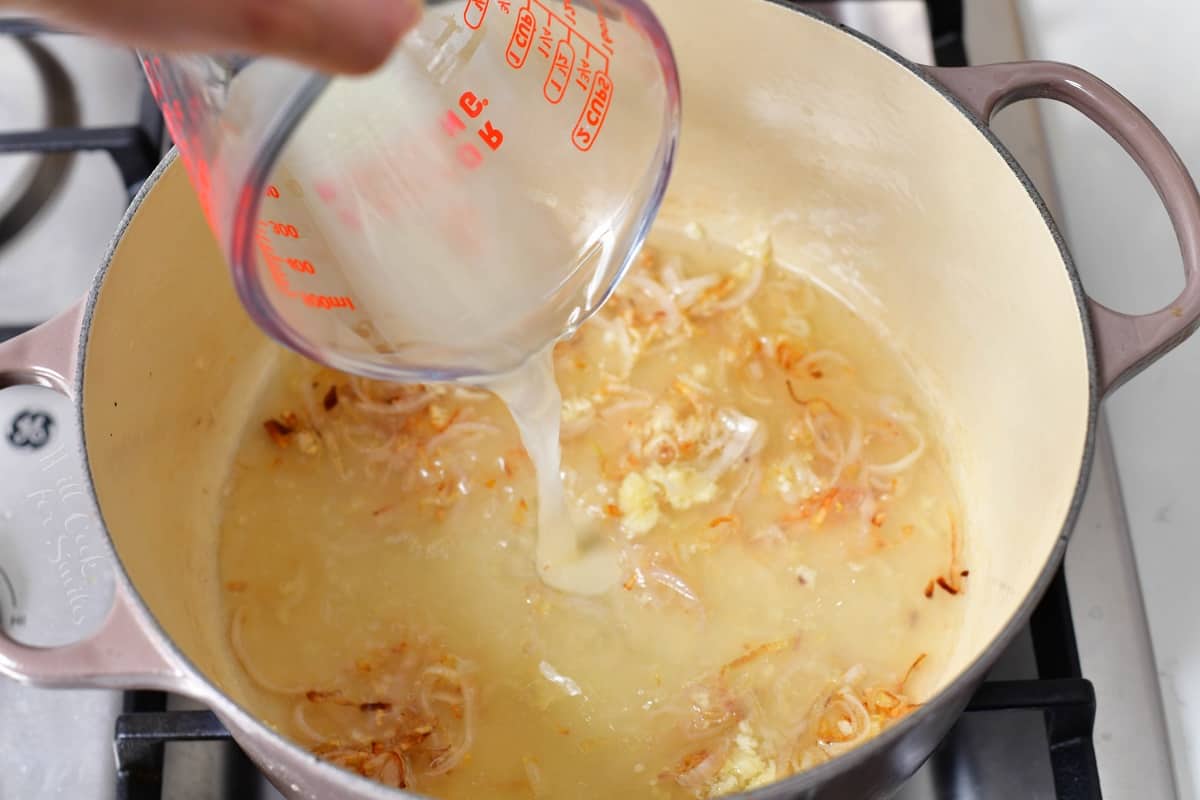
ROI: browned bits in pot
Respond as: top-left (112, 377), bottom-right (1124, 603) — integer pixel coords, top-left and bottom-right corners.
top-left (923, 580), bottom-right (935, 599)
top-left (785, 379), bottom-right (804, 405)
top-left (775, 339), bottom-right (801, 371)
top-left (933, 511), bottom-right (968, 595)
top-left (306, 689), bottom-right (339, 704)
top-left (315, 743), bottom-right (410, 789)
top-left (300, 639), bottom-right (475, 788)
top-left (263, 417), bottom-right (295, 447)
top-left (782, 488), bottom-right (843, 529)
top-left (935, 577), bottom-right (959, 596)
top-left (661, 748), bottom-right (718, 787)
top-left (225, 580), bottom-right (247, 592)
top-left (899, 653), bottom-right (927, 691)
top-left (323, 385), bottom-right (339, 411)
top-left (719, 637), bottom-right (796, 678)
top-left (359, 701), bottom-right (393, 712)
top-left (512, 497), bottom-right (529, 525)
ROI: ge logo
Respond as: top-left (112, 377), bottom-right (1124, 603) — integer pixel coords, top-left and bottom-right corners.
top-left (7, 410), bottom-right (54, 450)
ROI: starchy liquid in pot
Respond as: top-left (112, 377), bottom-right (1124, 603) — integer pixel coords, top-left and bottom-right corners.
top-left (218, 233), bottom-right (968, 799)
top-left (485, 356), bottom-right (622, 597)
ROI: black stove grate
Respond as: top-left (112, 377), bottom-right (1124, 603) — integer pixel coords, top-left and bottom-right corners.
top-left (0, 17), bottom-right (167, 344)
top-left (0, 18), bottom-right (165, 197)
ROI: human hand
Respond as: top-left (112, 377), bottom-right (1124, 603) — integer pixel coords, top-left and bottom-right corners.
top-left (19, 0), bottom-right (423, 74)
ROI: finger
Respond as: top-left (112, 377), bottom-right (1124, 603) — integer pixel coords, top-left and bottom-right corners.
top-left (235, 0), bottom-right (425, 74)
top-left (31, 0), bottom-right (423, 74)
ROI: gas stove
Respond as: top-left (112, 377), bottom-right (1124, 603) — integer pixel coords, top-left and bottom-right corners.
top-left (0, 3), bottom-right (1178, 799)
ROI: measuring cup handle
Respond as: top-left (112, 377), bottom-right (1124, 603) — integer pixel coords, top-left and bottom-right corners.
top-left (925, 61), bottom-right (1200, 395)
top-left (0, 302), bottom-right (189, 690)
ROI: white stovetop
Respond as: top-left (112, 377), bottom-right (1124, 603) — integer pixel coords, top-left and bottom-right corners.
top-left (0, 30), bottom-right (142, 800)
top-left (1014, 1), bottom-right (1200, 797)
top-left (0, 31), bottom-right (141, 325)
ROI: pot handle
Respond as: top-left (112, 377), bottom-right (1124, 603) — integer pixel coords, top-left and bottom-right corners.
top-left (0, 300), bottom-right (86, 395)
top-left (0, 584), bottom-right (185, 690)
top-left (925, 62), bottom-right (1200, 395)
top-left (0, 304), bottom-right (187, 690)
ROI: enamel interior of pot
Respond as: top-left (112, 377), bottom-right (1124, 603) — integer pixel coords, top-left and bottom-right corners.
top-left (80, 0), bottom-right (1091, 773)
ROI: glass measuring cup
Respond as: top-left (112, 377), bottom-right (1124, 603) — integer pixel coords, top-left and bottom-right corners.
top-left (140, 0), bottom-right (679, 383)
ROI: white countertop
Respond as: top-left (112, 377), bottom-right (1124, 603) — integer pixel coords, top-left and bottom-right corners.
top-left (1015, 1), bottom-right (1200, 796)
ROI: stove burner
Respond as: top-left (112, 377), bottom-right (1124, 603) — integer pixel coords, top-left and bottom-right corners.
top-left (0, 37), bottom-right (78, 249)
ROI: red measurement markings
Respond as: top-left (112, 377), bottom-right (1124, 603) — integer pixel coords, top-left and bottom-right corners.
top-left (256, 202), bottom-right (355, 312)
top-left (510, 0), bottom-right (610, 73)
top-left (464, 0), bottom-right (489, 28)
top-left (572, 71), bottom-right (612, 152)
top-left (442, 108), bottom-right (466, 135)
top-left (574, 58), bottom-right (593, 92)
top-left (507, 7), bottom-right (535, 67)
top-left (445, 90), bottom-right (505, 169)
top-left (269, 221), bottom-right (299, 238)
top-left (463, 0), bottom-right (513, 24)
top-left (255, 222), bottom-right (297, 297)
top-left (594, 3), bottom-right (614, 55)
top-left (503, 0), bottom-right (613, 147)
top-left (302, 293), bottom-right (355, 310)
top-left (537, 23), bottom-right (555, 59)
top-left (544, 40), bottom-right (575, 103)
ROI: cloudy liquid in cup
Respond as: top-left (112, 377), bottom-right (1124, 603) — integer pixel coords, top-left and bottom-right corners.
top-left (252, 15), bottom-right (664, 385)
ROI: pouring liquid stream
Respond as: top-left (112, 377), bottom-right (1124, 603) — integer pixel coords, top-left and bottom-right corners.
top-left (485, 350), bottom-right (621, 596)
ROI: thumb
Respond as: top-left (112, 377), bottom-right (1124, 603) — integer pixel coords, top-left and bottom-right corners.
top-left (238, 0), bottom-right (425, 74)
